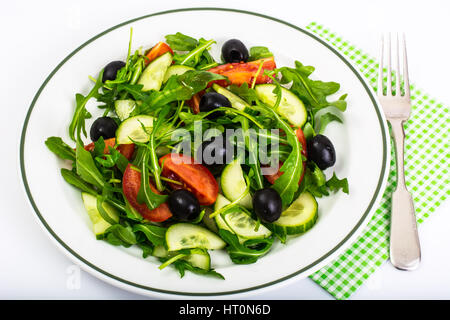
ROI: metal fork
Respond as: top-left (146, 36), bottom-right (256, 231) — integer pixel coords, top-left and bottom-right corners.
top-left (378, 33), bottom-right (421, 270)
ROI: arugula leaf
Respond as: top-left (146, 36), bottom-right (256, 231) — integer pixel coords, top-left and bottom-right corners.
top-left (239, 117), bottom-right (264, 190)
top-left (92, 137), bottom-right (106, 158)
top-left (75, 140), bottom-right (105, 189)
top-left (136, 151), bottom-right (168, 210)
top-left (257, 97), bottom-right (302, 207)
top-left (219, 229), bottom-right (273, 264)
top-left (172, 259), bottom-right (225, 280)
top-left (165, 32), bottom-right (198, 51)
top-left (148, 106), bottom-right (171, 191)
top-left (60, 168), bottom-right (97, 195)
top-left (249, 46), bottom-right (273, 61)
top-left (45, 137), bottom-right (76, 161)
top-left (326, 172), bottom-right (349, 194)
top-left (173, 38), bottom-right (215, 67)
top-left (105, 224), bottom-right (137, 247)
top-left (278, 61), bottom-right (347, 112)
top-left (132, 224), bottom-right (167, 247)
top-left (95, 146), bottom-right (121, 168)
top-left (140, 70), bottom-right (225, 112)
top-left (315, 111), bottom-right (343, 134)
top-left (229, 83), bottom-right (259, 105)
top-left (69, 71), bottom-right (104, 141)
top-left (137, 243), bottom-right (154, 258)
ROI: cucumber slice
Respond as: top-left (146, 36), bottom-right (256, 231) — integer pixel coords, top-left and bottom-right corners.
top-left (138, 52), bottom-right (173, 91)
top-left (152, 246), bottom-right (211, 270)
top-left (255, 84), bottom-right (307, 127)
top-left (202, 207), bottom-right (219, 233)
top-left (115, 115), bottom-right (154, 144)
top-left (163, 65), bottom-right (195, 83)
top-left (220, 159), bottom-right (253, 209)
top-left (114, 99), bottom-right (136, 121)
top-left (274, 191), bottom-right (318, 235)
top-left (81, 193), bottom-right (119, 237)
top-left (152, 245), bottom-right (168, 258)
top-left (166, 223), bottom-right (226, 251)
top-left (213, 194), bottom-right (271, 240)
top-left (213, 194), bottom-right (233, 233)
top-left (212, 84), bottom-right (250, 111)
top-left (183, 249), bottom-right (211, 270)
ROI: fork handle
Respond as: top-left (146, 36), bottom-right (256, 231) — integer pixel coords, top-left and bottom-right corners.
top-left (389, 119), bottom-right (421, 270)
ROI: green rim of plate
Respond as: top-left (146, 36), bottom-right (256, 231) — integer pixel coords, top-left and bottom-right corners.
top-left (19, 7), bottom-right (388, 297)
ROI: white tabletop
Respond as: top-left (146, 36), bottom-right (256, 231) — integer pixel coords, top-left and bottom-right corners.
top-left (2, 0), bottom-right (449, 300)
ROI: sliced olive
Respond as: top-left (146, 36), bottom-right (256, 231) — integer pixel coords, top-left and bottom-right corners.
top-left (168, 189), bottom-right (201, 221)
top-left (307, 134), bottom-right (336, 170)
top-left (90, 116), bottom-right (118, 142)
top-left (222, 39), bottom-right (249, 63)
top-left (102, 61), bottom-right (125, 82)
top-left (252, 188), bottom-right (282, 223)
top-left (199, 92), bottom-right (231, 119)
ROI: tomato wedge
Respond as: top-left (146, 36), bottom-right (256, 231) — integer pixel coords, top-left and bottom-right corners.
top-left (144, 42), bottom-right (174, 65)
top-left (159, 153), bottom-right (219, 205)
top-left (207, 57), bottom-right (276, 87)
top-left (122, 164), bottom-right (172, 222)
top-left (84, 138), bottom-right (135, 160)
top-left (264, 128), bottom-right (307, 185)
top-left (186, 90), bottom-right (204, 114)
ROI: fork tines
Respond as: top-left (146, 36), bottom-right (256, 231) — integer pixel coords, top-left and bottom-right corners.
top-left (378, 33), bottom-right (410, 98)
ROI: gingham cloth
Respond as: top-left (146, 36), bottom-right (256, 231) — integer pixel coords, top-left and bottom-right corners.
top-left (306, 22), bottom-right (450, 299)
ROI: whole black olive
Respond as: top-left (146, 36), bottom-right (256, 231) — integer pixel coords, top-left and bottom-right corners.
top-left (307, 134), bottom-right (336, 170)
top-left (252, 188), bottom-right (282, 223)
top-left (168, 189), bottom-right (201, 221)
top-left (90, 117), bottom-right (118, 142)
top-left (222, 39), bottom-right (249, 63)
top-left (197, 134), bottom-right (232, 172)
top-left (199, 92), bottom-right (231, 119)
top-left (102, 61), bottom-right (126, 82)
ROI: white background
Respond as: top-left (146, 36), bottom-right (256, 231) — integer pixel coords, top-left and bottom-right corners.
top-left (1, 0), bottom-right (449, 300)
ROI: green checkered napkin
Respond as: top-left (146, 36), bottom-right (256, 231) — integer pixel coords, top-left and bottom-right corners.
top-left (306, 22), bottom-right (449, 299)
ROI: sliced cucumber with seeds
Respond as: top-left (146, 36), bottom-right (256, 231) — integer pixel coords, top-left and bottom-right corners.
top-left (255, 84), bottom-right (307, 127)
top-left (212, 84), bottom-right (250, 111)
top-left (202, 207), bottom-right (219, 233)
top-left (115, 115), bottom-right (154, 144)
top-left (81, 192), bottom-right (119, 237)
top-left (213, 194), bottom-right (271, 240)
top-left (163, 65), bottom-right (195, 83)
top-left (138, 52), bottom-right (173, 91)
top-left (220, 159), bottom-right (253, 209)
top-left (115, 99), bottom-right (136, 121)
top-left (152, 245), bottom-right (211, 270)
top-left (166, 223), bottom-right (226, 251)
top-left (273, 191), bottom-right (318, 235)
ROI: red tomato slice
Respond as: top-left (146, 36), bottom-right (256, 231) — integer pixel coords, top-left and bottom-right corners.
top-left (186, 90), bottom-right (204, 114)
top-left (145, 42), bottom-right (173, 65)
top-left (84, 138), bottom-right (135, 160)
top-left (122, 164), bottom-right (172, 222)
top-left (159, 153), bottom-right (219, 205)
top-left (264, 128), bottom-right (308, 185)
top-left (208, 57), bottom-right (276, 87)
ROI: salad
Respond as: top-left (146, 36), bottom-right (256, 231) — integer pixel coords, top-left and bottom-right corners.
top-left (45, 30), bottom-right (349, 279)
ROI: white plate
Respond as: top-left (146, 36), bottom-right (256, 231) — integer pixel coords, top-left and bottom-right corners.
top-left (20, 8), bottom-right (390, 298)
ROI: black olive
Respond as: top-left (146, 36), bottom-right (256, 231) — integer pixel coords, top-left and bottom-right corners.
top-left (222, 39), bottom-right (249, 63)
top-left (168, 189), bottom-right (201, 221)
top-left (90, 117), bottom-right (118, 142)
top-left (199, 92), bottom-right (231, 119)
top-left (252, 188), bottom-right (282, 223)
top-left (197, 134), bottom-right (232, 172)
top-left (306, 134), bottom-right (336, 170)
top-left (102, 61), bottom-right (125, 82)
